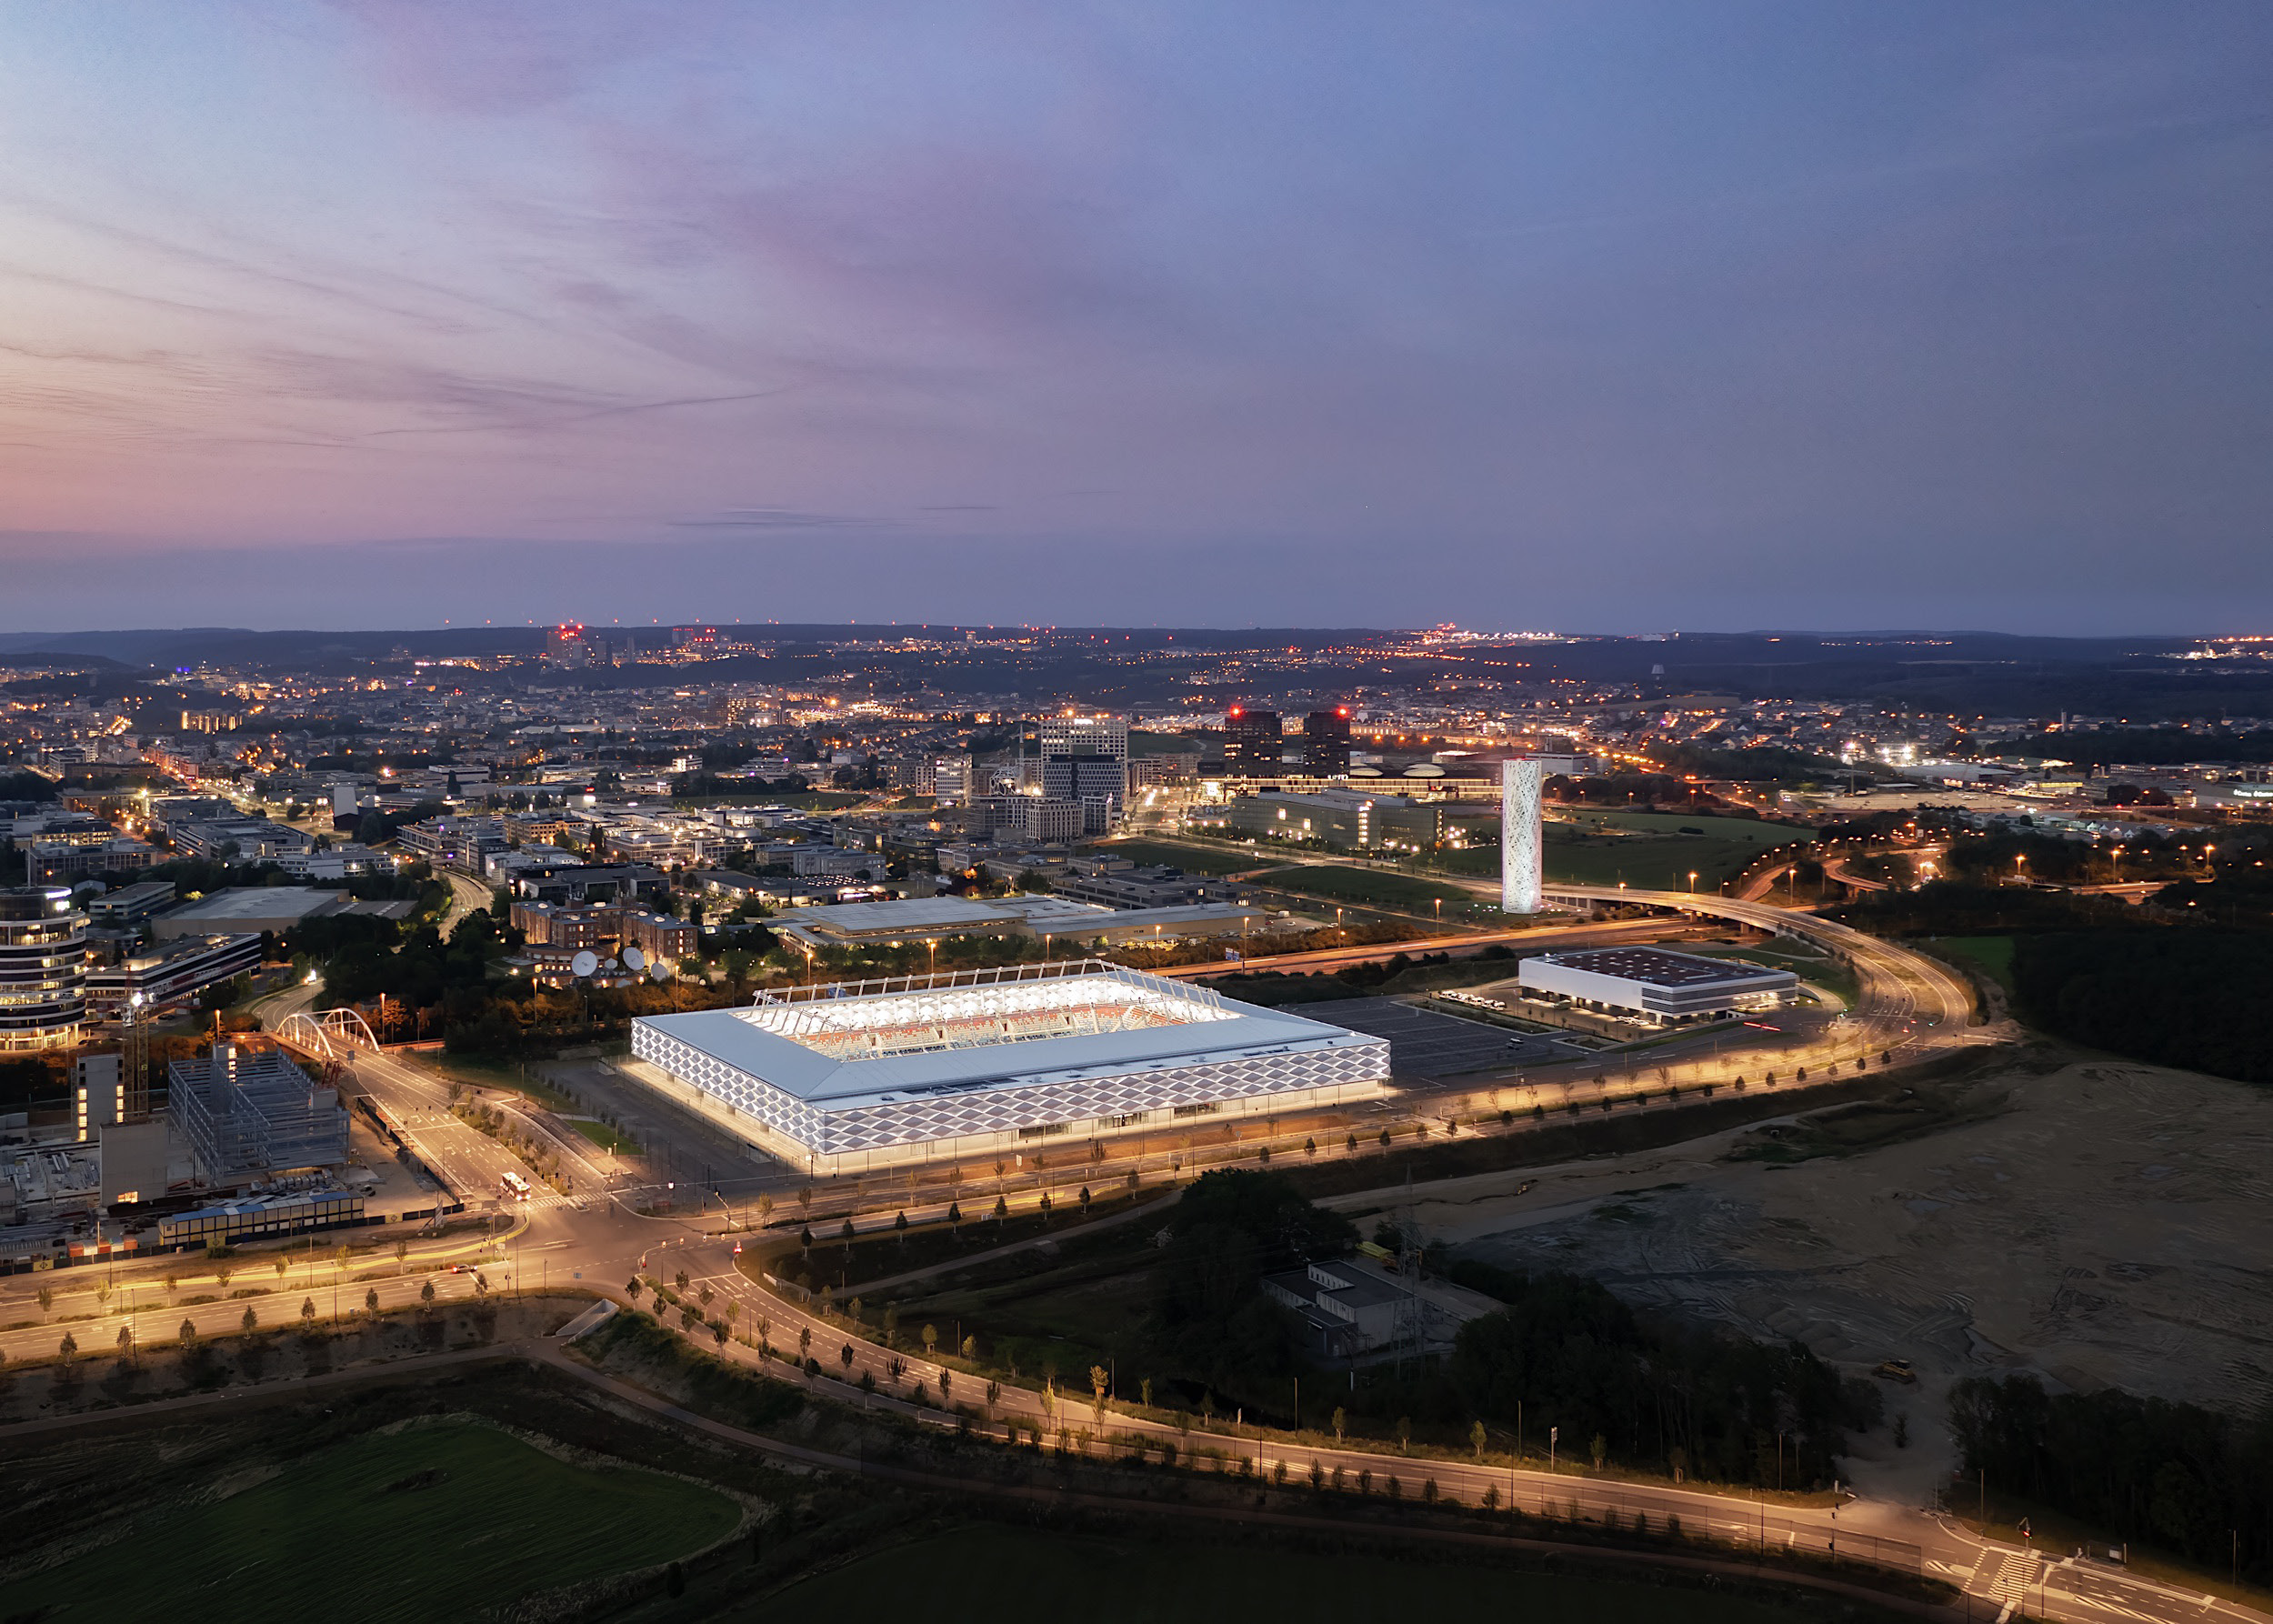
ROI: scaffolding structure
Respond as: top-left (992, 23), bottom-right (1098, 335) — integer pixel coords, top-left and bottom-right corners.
top-left (169, 1042), bottom-right (349, 1185)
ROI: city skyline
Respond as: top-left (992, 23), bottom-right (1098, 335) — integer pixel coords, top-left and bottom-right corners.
top-left (4, 3), bottom-right (2270, 633)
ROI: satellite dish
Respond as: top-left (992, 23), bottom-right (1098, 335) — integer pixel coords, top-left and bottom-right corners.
top-left (621, 946), bottom-right (647, 971)
top-left (649, 962), bottom-right (669, 982)
top-left (570, 949), bottom-right (599, 978)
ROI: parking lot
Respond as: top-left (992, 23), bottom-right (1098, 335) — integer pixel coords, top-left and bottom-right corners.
top-left (1301, 997), bottom-right (1584, 1079)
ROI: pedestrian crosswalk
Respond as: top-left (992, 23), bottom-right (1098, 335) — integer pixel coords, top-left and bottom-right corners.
top-left (1968, 1549), bottom-right (2036, 1619)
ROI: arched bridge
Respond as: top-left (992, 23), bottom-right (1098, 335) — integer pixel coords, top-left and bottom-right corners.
top-left (274, 1007), bottom-right (379, 1058)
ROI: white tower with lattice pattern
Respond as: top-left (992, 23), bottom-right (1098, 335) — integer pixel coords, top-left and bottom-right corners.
top-left (1501, 757), bottom-right (1543, 915)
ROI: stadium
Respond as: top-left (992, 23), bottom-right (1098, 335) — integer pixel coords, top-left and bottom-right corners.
top-left (628, 959), bottom-right (1392, 1175)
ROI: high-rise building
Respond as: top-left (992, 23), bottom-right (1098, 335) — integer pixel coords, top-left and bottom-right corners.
top-left (1042, 754), bottom-right (1126, 832)
top-left (1223, 707), bottom-right (1283, 775)
top-left (1038, 715), bottom-right (1128, 815)
top-left (1038, 714), bottom-right (1128, 764)
top-left (0, 887), bottom-right (87, 1051)
top-left (1501, 758), bottom-right (1544, 914)
top-left (1302, 707), bottom-right (1353, 775)
top-left (929, 754), bottom-right (976, 805)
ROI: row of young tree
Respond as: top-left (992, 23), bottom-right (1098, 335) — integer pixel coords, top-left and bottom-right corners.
top-left (1950, 1373), bottom-right (2273, 1579)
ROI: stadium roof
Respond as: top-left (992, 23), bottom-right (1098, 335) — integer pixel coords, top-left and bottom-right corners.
top-left (635, 963), bottom-right (1381, 1110)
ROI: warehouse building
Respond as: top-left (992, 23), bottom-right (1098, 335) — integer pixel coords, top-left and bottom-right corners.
top-left (149, 887), bottom-right (348, 940)
top-left (1221, 789), bottom-right (1446, 853)
top-left (629, 959), bottom-right (1389, 1175)
top-left (1516, 947), bottom-right (1800, 1024)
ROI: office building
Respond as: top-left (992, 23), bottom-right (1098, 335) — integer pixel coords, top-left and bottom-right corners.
top-left (1226, 789), bottom-right (1445, 852)
top-left (86, 933), bottom-right (264, 1018)
top-left (1037, 715), bottom-right (1128, 766)
top-left (1040, 754), bottom-right (1126, 831)
top-left (85, 880), bottom-right (178, 927)
top-left (0, 888), bottom-right (87, 1051)
top-left (929, 754), bottom-right (976, 805)
top-left (1223, 707), bottom-right (1284, 775)
top-left (26, 837), bottom-right (158, 886)
top-left (1302, 707), bottom-right (1354, 775)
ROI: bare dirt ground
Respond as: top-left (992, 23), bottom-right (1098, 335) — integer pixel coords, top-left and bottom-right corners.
top-left (1336, 1053), bottom-right (2273, 1506)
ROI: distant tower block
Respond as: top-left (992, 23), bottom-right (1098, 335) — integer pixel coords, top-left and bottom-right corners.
top-left (1501, 757), bottom-right (1544, 914)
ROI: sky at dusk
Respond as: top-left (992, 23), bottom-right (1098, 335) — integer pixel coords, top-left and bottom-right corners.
top-left (2, 3), bottom-right (2268, 635)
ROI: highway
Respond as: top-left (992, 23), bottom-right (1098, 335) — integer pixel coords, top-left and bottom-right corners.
top-left (1150, 913), bottom-right (1707, 979)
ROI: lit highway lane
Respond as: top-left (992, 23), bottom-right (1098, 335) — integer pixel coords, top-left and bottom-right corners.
top-left (348, 1050), bottom-right (542, 1203)
top-left (0, 1261), bottom-right (503, 1367)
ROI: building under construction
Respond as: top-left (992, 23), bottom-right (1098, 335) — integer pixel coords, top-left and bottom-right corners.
top-left (168, 1042), bottom-right (350, 1188)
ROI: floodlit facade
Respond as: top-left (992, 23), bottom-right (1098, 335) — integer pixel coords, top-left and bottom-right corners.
top-left (629, 959), bottom-right (1391, 1174)
top-left (1501, 757), bottom-right (1543, 914)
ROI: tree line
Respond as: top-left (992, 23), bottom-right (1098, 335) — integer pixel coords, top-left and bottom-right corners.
top-left (1950, 1373), bottom-right (2271, 1579)
top-left (1144, 1171), bottom-right (1881, 1489)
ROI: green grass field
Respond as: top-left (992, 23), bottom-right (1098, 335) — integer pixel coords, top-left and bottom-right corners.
top-left (1930, 935), bottom-right (2017, 991)
top-left (567, 1116), bottom-right (641, 1154)
top-left (5, 1421), bottom-right (740, 1624)
top-left (745, 1524), bottom-right (1874, 1621)
top-left (1540, 810), bottom-right (1813, 894)
top-left (1431, 811), bottom-right (1811, 894)
top-left (408, 1053), bottom-right (582, 1113)
top-left (1252, 864), bottom-right (1488, 917)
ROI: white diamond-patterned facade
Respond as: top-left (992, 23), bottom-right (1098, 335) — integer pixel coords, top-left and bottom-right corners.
top-left (1501, 757), bottom-right (1544, 915)
top-left (629, 959), bottom-right (1391, 1174)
